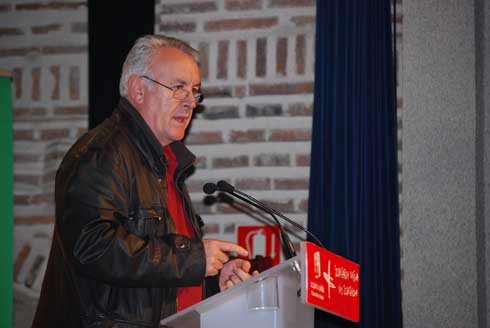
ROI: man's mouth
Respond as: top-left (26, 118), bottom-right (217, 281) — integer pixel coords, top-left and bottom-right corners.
top-left (173, 116), bottom-right (189, 124)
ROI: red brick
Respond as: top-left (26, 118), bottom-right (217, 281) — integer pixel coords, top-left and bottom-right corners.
top-left (40, 128), bottom-right (70, 140)
top-left (31, 67), bottom-right (41, 101)
top-left (217, 203), bottom-right (242, 214)
top-left (14, 153), bottom-right (42, 162)
top-left (205, 17), bottom-right (277, 31)
top-left (246, 104), bottom-right (282, 117)
top-left (230, 129), bottom-right (265, 143)
top-left (69, 66), bottom-right (80, 100)
top-left (0, 47), bottom-right (40, 57)
top-left (298, 198), bottom-right (309, 211)
top-left (233, 85), bottom-right (247, 97)
top-left (200, 105), bottom-right (239, 120)
top-left (202, 223), bottom-right (220, 234)
top-left (291, 15), bottom-right (315, 27)
top-left (268, 0), bottom-right (314, 8)
top-left (14, 195), bottom-right (30, 206)
top-left (76, 127), bottom-right (87, 138)
top-left (16, 2), bottom-right (86, 10)
top-left (274, 177), bottom-right (309, 190)
top-left (42, 45), bottom-right (87, 55)
top-left (14, 175), bottom-right (41, 186)
top-left (287, 102), bottom-right (312, 116)
top-left (253, 153), bottom-right (290, 166)
top-left (0, 4), bottom-right (12, 12)
top-left (226, 0), bottom-right (262, 10)
top-left (159, 22), bottom-right (196, 33)
top-left (54, 106), bottom-right (87, 116)
top-left (201, 86), bottom-right (232, 98)
top-left (236, 178), bottom-right (271, 190)
top-left (15, 216), bottom-right (54, 225)
top-left (256, 38), bottom-right (266, 77)
top-left (192, 201), bottom-right (214, 215)
top-left (249, 82), bottom-right (313, 95)
top-left (195, 156), bottom-right (207, 169)
top-left (276, 37), bottom-right (287, 76)
top-left (50, 66), bottom-right (60, 100)
top-left (296, 154), bottom-right (310, 166)
top-left (43, 170), bottom-right (57, 182)
top-left (186, 131), bottom-right (223, 145)
top-left (237, 40), bottom-right (247, 79)
top-left (223, 223), bottom-right (236, 233)
top-left (161, 2), bottom-right (217, 14)
top-left (13, 107), bottom-right (47, 118)
top-left (296, 34), bottom-right (306, 74)
top-left (14, 130), bottom-right (34, 140)
top-left (217, 40), bottom-right (229, 79)
top-left (14, 244), bottom-right (31, 281)
top-left (186, 179), bottom-right (211, 193)
top-left (45, 150), bottom-right (67, 161)
top-left (31, 23), bottom-right (62, 34)
top-left (0, 27), bottom-right (23, 36)
top-left (72, 22), bottom-right (87, 33)
top-left (269, 128), bottom-right (311, 141)
top-left (198, 43), bottom-right (209, 80)
top-left (0, 46), bottom-right (87, 57)
top-left (212, 155), bottom-right (249, 168)
top-left (261, 199), bottom-right (295, 213)
top-left (12, 68), bottom-right (22, 99)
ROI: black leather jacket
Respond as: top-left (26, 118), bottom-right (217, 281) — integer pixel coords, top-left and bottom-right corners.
top-left (32, 98), bottom-right (207, 328)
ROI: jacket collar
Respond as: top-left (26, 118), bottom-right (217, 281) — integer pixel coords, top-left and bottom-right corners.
top-left (116, 97), bottom-right (196, 178)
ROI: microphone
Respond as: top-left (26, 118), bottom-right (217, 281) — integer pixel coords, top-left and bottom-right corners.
top-left (203, 181), bottom-right (325, 258)
top-left (204, 181), bottom-right (296, 259)
top-left (203, 182), bottom-right (217, 195)
top-left (213, 181), bottom-right (324, 248)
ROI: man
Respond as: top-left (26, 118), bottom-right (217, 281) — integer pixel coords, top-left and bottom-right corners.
top-left (32, 35), bottom-right (255, 328)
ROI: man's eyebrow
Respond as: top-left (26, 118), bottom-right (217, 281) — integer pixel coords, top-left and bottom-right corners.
top-left (173, 79), bottom-right (201, 88)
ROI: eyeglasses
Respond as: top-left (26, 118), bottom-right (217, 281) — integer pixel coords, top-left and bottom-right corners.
top-left (140, 75), bottom-right (203, 103)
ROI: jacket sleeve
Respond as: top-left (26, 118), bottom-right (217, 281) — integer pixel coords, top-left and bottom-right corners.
top-left (56, 143), bottom-right (206, 288)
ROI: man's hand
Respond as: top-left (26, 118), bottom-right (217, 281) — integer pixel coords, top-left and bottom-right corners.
top-left (203, 239), bottom-right (248, 277)
top-left (219, 259), bottom-right (259, 291)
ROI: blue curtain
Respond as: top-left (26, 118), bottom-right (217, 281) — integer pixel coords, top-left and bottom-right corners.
top-left (307, 1), bottom-right (401, 327)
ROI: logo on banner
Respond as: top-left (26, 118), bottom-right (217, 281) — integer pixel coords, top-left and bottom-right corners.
top-left (237, 225), bottom-right (281, 265)
top-left (301, 241), bottom-right (360, 322)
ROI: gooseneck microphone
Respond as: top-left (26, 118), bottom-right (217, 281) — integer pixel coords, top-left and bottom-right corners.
top-left (203, 181), bottom-right (325, 259)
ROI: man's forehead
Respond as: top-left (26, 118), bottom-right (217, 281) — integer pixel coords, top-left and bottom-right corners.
top-left (151, 47), bottom-right (200, 82)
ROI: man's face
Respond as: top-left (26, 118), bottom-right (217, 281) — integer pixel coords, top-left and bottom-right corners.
top-left (137, 47), bottom-right (201, 146)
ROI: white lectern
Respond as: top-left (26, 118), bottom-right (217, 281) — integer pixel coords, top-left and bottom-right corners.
top-left (160, 256), bottom-right (313, 328)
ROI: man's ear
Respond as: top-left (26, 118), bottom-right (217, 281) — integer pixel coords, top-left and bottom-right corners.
top-left (127, 75), bottom-right (145, 104)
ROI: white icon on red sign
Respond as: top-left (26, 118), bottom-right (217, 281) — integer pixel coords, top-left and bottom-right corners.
top-left (237, 225), bottom-right (281, 265)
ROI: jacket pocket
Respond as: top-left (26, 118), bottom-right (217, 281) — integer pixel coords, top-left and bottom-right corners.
top-left (115, 207), bottom-right (169, 238)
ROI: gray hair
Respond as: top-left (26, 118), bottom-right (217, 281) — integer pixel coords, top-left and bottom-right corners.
top-left (119, 35), bottom-right (199, 97)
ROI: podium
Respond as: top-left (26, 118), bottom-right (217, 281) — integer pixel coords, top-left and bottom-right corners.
top-left (160, 256), bottom-right (313, 328)
top-left (160, 242), bottom-right (360, 328)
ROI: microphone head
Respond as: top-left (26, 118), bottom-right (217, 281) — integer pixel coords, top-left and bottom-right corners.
top-left (203, 183), bottom-right (217, 194)
top-left (217, 180), bottom-right (235, 193)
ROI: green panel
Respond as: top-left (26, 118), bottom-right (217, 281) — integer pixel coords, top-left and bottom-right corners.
top-left (0, 75), bottom-right (13, 328)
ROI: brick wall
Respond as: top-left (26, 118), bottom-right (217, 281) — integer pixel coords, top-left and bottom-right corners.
top-left (1, 1), bottom-right (403, 326)
top-left (156, 0), bottom-right (317, 247)
top-left (0, 1), bottom-right (88, 324)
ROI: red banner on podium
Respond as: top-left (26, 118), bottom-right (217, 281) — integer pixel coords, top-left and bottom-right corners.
top-left (300, 241), bottom-right (360, 322)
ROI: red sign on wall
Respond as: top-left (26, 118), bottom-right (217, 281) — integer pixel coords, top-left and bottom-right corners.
top-left (300, 241), bottom-right (360, 322)
top-left (237, 225), bottom-right (281, 265)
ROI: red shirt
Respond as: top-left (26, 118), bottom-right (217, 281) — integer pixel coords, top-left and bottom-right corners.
top-left (163, 145), bottom-right (202, 311)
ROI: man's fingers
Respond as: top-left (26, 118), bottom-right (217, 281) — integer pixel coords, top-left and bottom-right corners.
top-left (233, 268), bottom-right (251, 281)
top-left (216, 241), bottom-right (248, 257)
top-left (240, 260), bottom-right (251, 272)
